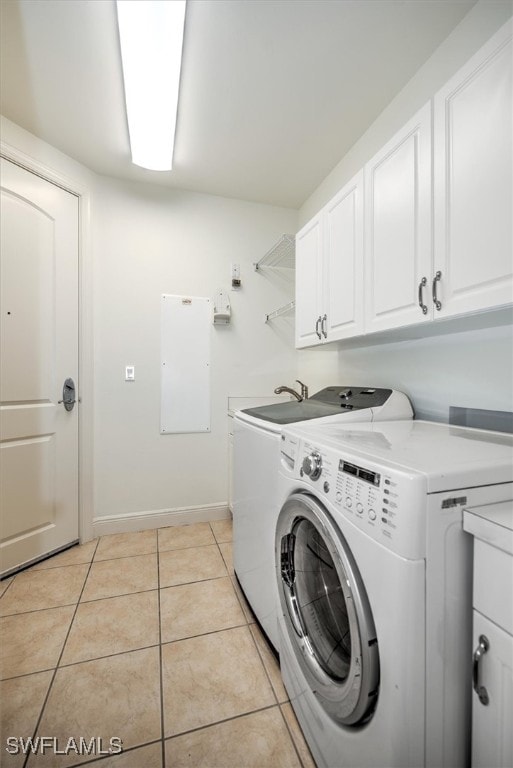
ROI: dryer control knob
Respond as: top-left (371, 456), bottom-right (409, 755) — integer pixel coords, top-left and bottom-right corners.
top-left (302, 452), bottom-right (322, 480)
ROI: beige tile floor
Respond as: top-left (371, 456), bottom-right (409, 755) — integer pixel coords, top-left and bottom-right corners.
top-left (0, 520), bottom-right (316, 768)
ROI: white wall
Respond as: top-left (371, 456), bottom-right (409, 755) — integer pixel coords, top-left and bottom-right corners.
top-left (1, 116), bottom-right (299, 531)
top-left (93, 175), bottom-right (298, 522)
top-left (297, 1), bottom-right (513, 423)
top-left (333, 325), bottom-right (513, 422)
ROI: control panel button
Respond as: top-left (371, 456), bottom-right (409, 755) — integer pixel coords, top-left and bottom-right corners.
top-left (356, 502), bottom-right (364, 515)
top-left (323, 481), bottom-right (330, 494)
top-left (345, 497), bottom-right (352, 508)
top-left (336, 491), bottom-right (342, 502)
top-left (368, 509), bottom-right (376, 521)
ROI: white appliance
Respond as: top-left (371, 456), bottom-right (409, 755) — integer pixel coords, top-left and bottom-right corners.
top-left (276, 420), bottom-right (513, 768)
top-left (232, 386), bottom-right (413, 652)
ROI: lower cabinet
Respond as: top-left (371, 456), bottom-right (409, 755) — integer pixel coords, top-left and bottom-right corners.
top-left (464, 501), bottom-right (513, 768)
top-left (471, 611), bottom-right (513, 768)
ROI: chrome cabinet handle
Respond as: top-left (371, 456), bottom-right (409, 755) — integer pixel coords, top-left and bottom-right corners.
top-left (473, 634), bottom-right (490, 706)
top-left (321, 314), bottom-right (327, 338)
top-left (432, 271), bottom-right (442, 311)
top-left (418, 277), bottom-right (428, 314)
top-left (315, 316), bottom-right (322, 340)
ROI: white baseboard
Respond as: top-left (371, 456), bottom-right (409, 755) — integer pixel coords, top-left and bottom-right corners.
top-left (91, 502), bottom-right (231, 539)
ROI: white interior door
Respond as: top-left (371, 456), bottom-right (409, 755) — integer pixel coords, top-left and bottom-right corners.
top-left (0, 157), bottom-right (79, 576)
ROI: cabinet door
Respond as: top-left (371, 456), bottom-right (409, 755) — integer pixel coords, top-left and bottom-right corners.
top-left (364, 103), bottom-right (432, 333)
top-left (324, 170), bottom-right (364, 341)
top-left (472, 610), bottom-right (513, 768)
top-left (434, 20), bottom-right (513, 318)
top-left (295, 213), bottom-right (323, 348)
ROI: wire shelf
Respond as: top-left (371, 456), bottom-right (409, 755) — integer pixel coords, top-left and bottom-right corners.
top-left (254, 234), bottom-right (295, 271)
top-left (264, 300), bottom-right (295, 323)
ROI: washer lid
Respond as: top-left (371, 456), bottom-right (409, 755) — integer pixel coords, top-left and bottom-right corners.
top-left (239, 386), bottom-right (394, 425)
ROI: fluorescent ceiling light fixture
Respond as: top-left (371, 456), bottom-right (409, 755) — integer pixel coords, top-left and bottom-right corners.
top-left (117, 0), bottom-right (186, 171)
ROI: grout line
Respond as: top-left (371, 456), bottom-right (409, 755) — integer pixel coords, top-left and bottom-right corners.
top-left (158, 539), bottom-right (219, 554)
top-left (17, 559), bottom-right (96, 573)
top-left (159, 573), bottom-right (229, 594)
top-left (70, 738), bottom-right (162, 768)
top-left (160, 571), bottom-right (229, 591)
top-left (74, 586), bottom-right (158, 606)
top-left (5, 560), bottom-right (93, 578)
top-left (1, 667), bottom-right (56, 684)
top-left (164, 702), bottom-right (279, 742)
top-left (21, 537), bottom-right (101, 768)
top-left (278, 701), bottom-right (315, 768)
top-left (157, 533), bottom-right (166, 768)
top-left (80, 585), bottom-right (157, 605)
top-left (246, 624), bottom-right (281, 708)
top-left (92, 550), bottom-right (158, 565)
top-left (0, 575), bottom-right (17, 600)
top-left (57, 642), bottom-right (161, 671)
top-left (161, 621), bottom-right (250, 648)
top-left (0, 600), bottom-right (81, 619)
top-left (90, 536), bottom-right (232, 566)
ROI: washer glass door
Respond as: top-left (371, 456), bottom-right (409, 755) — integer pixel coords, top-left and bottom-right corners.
top-left (278, 493), bottom-right (379, 725)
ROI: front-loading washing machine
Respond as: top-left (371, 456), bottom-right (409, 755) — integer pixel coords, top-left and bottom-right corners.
top-left (232, 387), bottom-right (413, 652)
top-left (276, 419), bottom-right (513, 768)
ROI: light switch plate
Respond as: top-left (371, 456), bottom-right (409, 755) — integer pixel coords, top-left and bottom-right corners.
top-left (125, 366), bottom-right (135, 381)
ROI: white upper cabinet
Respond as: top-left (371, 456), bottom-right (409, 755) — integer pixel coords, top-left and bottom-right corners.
top-left (294, 20), bottom-right (512, 349)
top-left (295, 212), bottom-right (324, 347)
top-left (364, 103), bottom-right (432, 333)
top-left (324, 171), bottom-right (364, 342)
top-left (433, 19), bottom-right (513, 318)
top-left (295, 171), bottom-right (364, 348)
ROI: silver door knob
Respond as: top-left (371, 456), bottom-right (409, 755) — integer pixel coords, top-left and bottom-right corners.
top-left (58, 378), bottom-right (76, 411)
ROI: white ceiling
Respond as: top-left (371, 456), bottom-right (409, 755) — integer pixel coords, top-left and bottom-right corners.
top-left (1, 0), bottom-right (476, 208)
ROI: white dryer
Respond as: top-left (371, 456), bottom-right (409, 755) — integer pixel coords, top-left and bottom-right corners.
top-left (276, 420), bottom-right (513, 768)
top-left (232, 387), bottom-right (413, 652)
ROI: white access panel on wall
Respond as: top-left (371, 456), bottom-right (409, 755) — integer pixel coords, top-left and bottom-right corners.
top-left (161, 294), bottom-right (211, 434)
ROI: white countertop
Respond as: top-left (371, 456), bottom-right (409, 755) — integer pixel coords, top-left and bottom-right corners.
top-left (464, 500), bottom-right (513, 556)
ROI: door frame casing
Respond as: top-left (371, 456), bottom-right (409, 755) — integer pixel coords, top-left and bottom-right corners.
top-left (1, 139), bottom-right (94, 544)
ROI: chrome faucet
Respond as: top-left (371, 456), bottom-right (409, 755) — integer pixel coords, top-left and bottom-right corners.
top-left (274, 379), bottom-right (309, 402)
